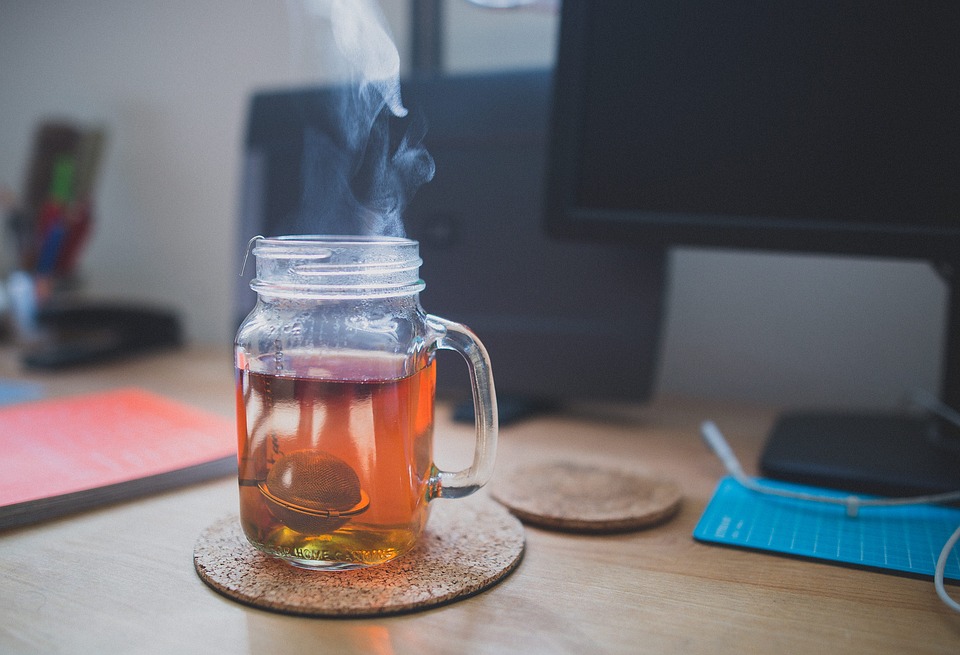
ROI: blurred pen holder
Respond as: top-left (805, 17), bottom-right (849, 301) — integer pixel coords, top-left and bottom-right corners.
top-left (3, 120), bottom-right (105, 348)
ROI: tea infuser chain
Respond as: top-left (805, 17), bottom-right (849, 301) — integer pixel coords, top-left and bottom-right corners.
top-left (240, 235), bottom-right (264, 277)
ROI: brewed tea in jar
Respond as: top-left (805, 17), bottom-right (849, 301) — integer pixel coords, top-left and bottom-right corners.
top-left (235, 236), bottom-right (497, 570)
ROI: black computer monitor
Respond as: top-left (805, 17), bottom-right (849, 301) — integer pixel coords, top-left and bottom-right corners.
top-left (235, 70), bottom-right (667, 421)
top-left (546, 0), bottom-right (960, 494)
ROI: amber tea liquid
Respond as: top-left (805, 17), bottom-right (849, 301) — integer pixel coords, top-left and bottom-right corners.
top-left (236, 350), bottom-right (436, 569)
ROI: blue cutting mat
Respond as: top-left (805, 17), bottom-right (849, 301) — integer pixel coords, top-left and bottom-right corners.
top-left (694, 477), bottom-right (960, 582)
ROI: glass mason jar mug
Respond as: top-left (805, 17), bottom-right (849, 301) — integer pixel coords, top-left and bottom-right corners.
top-left (235, 236), bottom-right (498, 570)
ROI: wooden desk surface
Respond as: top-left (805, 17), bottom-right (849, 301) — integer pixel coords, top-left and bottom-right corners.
top-left (1, 347), bottom-right (958, 654)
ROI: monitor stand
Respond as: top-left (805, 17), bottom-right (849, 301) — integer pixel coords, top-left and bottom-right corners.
top-left (759, 261), bottom-right (960, 496)
top-left (453, 396), bottom-right (559, 426)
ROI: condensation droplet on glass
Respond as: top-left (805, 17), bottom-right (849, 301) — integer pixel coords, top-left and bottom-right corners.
top-left (274, 338), bottom-right (284, 372)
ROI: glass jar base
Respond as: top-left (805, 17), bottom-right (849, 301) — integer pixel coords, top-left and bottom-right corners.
top-left (243, 532), bottom-right (411, 570)
top-left (249, 541), bottom-right (400, 570)
top-left (282, 557), bottom-right (370, 571)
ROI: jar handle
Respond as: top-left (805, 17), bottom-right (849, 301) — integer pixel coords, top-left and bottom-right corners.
top-left (427, 314), bottom-right (498, 499)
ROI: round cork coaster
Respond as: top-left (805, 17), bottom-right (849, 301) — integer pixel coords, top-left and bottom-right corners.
top-left (491, 461), bottom-right (682, 533)
top-left (193, 496), bottom-right (524, 618)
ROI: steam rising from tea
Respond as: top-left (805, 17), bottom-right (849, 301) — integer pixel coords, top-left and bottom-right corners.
top-left (287, 0), bottom-right (434, 237)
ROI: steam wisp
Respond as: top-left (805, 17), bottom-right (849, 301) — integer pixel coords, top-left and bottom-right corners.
top-left (289, 0), bottom-right (434, 237)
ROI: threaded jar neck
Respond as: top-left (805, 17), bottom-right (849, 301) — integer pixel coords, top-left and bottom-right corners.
top-left (250, 235), bottom-right (425, 299)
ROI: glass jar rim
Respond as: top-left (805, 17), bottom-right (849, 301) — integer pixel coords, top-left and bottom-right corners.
top-left (253, 233), bottom-right (415, 249)
top-left (248, 234), bottom-right (424, 298)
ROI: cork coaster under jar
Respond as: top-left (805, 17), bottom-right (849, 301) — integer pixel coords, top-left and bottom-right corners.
top-left (194, 496), bottom-right (524, 618)
top-left (491, 460), bottom-right (683, 533)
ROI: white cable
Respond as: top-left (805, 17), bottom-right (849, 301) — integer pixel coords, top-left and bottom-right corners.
top-left (700, 420), bottom-right (960, 613)
top-left (935, 523), bottom-right (960, 612)
top-left (912, 389), bottom-right (960, 612)
top-left (700, 421), bottom-right (960, 517)
top-left (909, 388), bottom-right (960, 444)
